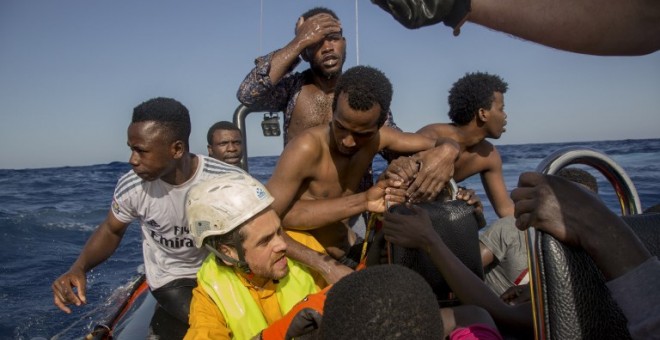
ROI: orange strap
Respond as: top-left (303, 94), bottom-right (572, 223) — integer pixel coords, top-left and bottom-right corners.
top-left (260, 285), bottom-right (331, 340)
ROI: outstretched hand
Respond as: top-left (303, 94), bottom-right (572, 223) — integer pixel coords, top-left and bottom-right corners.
top-left (500, 284), bottom-right (531, 306)
top-left (510, 171), bottom-right (611, 247)
top-left (52, 268), bottom-right (87, 313)
top-left (383, 156), bottom-right (417, 186)
top-left (456, 187), bottom-right (484, 215)
top-left (406, 143), bottom-right (458, 202)
top-left (366, 177), bottom-right (407, 213)
top-left (382, 204), bottom-right (437, 251)
top-left (511, 171), bottom-right (651, 280)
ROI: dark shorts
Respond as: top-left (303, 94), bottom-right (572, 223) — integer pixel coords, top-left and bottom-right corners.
top-left (150, 277), bottom-right (197, 324)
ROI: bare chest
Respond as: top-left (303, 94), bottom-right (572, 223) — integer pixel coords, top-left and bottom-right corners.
top-left (303, 151), bottom-right (374, 200)
top-left (288, 87), bottom-right (334, 141)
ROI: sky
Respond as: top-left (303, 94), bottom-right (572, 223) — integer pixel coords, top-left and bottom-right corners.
top-left (1, 1), bottom-right (659, 170)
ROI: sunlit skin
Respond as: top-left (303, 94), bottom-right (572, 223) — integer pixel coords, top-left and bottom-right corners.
top-left (219, 208), bottom-right (289, 287)
top-left (304, 31), bottom-right (346, 80)
top-left (208, 129), bottom-right (243, 166)
top-left (127, 121), bottom-right (180, 183)
top-left (415, 91), bottom-right (513, 218)
top-left (267, 90), bottom-right (460, 259)
top-left (53, 119), bottom-right (197, 314)
top-left (329, 93), bottom-right (380, 156)
top-left (274, 13), bottom-right (347, 143)
top-left (484, 92), bottom-right (507, 139)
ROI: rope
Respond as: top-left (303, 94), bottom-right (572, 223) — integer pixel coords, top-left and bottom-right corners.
top-left (355, 0), bottom-right (360, 65)
top-left (360, 212), bottom-right (383, 261)
top-left (259, 0), bottom-right (263, 54)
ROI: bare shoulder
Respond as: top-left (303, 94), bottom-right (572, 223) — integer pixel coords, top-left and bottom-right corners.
top-left (282, 127), bottom-right (326, 156)
top-left (471, 140), bottom-right (503, 166)
top-left (415, 123), bottom-right (457, 138)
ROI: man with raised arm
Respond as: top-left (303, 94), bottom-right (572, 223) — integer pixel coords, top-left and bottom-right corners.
top-left (236, 7), bottom-right (403, 214)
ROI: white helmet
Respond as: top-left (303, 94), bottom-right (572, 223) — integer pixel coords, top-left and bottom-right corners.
top-left (186, 172), bottom-right (274, 248)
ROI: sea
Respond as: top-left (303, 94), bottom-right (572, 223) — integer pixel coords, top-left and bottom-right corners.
top-left (1, 138), bottom-right (659, 340)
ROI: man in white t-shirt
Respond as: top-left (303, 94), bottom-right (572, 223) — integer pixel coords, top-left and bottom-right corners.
top-left (52, 97), bottom-right (351, 327)
top-left (51, 97), bottom-right (246, 325)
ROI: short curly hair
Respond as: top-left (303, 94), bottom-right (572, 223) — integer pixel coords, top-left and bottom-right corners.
top-left (556, 167), bottom-right (599, 193)
top-left (206, 121), bottom-right (240, 145)
top-left (448, 72), bottom-right (508, 125)
top-left (132, 97), bottom-right (191, 147)
top-left (332, 65), bottom-right (392, 128)
top-left (319, 265), bottom-right (443, 339)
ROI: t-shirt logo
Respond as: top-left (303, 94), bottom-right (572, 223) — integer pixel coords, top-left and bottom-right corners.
top-left (112, 200), bottom-right (121, 215)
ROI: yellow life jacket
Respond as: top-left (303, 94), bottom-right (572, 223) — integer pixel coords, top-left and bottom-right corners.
top-left (197, 254), bottom-right (318, 340)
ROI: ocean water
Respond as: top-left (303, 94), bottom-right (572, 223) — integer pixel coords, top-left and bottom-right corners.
top-left (1, 138), bottom-right (659, 339)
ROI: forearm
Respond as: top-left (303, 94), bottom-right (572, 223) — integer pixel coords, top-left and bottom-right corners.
top-left (582, 217), bottom-right (651, 280)
top-left (424, 233), bottom-right (533, 334)
top-left (469, 0), bottom-right (660, 56)
top-left (237, 51), bottom-right (297, 110)
top-left (493, 198), bottom-right (514, 218)
top-left (71, 226), bottom-right (123, 272)
top-left (283, 233), bottom-right (352, 284)
top-left (269, 40), bottom-right (305, 84)
top-left (281, 193), bottom-right (368, 229)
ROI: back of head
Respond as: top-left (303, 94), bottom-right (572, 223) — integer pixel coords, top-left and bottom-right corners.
top-left (132, 97), bottom-right (191, 146)
top-left (332, 65), bottom-right (392, 127)
top-left (556, 167), bottom-right (599, 193)
top-left (319, 264), bottom-right (443, 340)
top-left (448, 72), bottom-right (508, 125)
top-left (206, 120), bottom-right (240, 145)
top-left (186, 172), bottom-right (273, 249)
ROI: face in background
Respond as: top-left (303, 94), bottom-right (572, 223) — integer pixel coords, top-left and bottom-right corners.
top-left (330, 92), bottom-right (381, 156)
top-left (223, 208), bottom-right (289, 281)
top-left (300, 13), bottom-right (346, 80)
top-left (127, 121), bottom-right (179, 181)
top-left (481, 91), bottom-right (507, 139)
top-left (208, 129), bottom-right (243, 166)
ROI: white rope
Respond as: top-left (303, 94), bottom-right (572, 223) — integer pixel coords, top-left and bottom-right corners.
top-left (355, 0), bottom-right (360, 65)
top-left (259, 0), bottom-right (263, 54)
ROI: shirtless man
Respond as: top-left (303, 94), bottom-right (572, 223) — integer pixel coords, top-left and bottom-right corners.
top-left (416, 72), bottom-right (513, 217)
top-left (237, 7), bottom-right (399, 145)
top-left (266, 65), bottom-right (459, 264)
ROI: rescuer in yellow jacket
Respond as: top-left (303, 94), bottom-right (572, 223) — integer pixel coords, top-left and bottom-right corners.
top-left (183, 173), bottom-right (327, 340)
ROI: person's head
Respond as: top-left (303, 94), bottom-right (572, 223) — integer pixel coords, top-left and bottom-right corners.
top-left (644, 203), bottom-right (660, 214)
top-left (187, 173), bottom-right (288, 282)
top-left (330, 65), bottom-right (392, 156)
top-left (556, 167), bottom-right (599, 193)
top-left (448, 72), bottom-right (509, 138)
top-left (297, 7), bottom-right (346, 79)
top-left (206, 121), bottom-right (243, 166)
top-left (319, 264), bottom-right (444, 339)
top-left (128, 97), bottom-right (191, 181)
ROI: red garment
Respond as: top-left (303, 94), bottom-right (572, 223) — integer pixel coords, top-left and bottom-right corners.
top-left (450, 323), bottom-right (504, 340)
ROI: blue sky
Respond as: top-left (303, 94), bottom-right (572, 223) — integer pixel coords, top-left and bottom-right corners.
top-left (1, 0), bottom-right (659, 169)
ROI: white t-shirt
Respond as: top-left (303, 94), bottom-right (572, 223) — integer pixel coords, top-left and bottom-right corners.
top-left (111, 155), bottom-right (245, 289)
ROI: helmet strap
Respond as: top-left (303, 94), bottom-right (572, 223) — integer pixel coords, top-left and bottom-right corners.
top-left (205, 243), bottom-right (252, 274)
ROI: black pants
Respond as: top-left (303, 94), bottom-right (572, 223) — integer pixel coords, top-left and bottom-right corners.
top-left (150, 278), bottom-right (197, 324)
